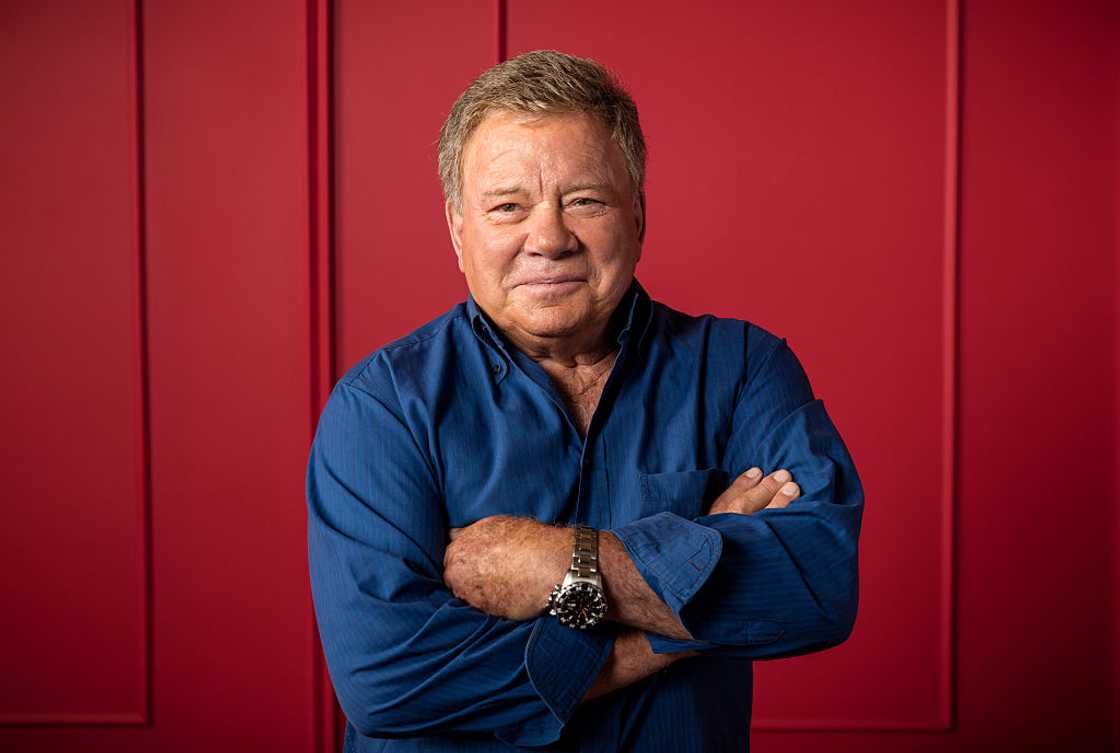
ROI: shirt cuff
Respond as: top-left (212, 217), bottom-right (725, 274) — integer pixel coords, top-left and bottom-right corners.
top-left (497, 615), bottom-right (615, 747)
top-left (644, 632), bottom-right (724, 654)
top-left (607, 511), bottom-right (724, 646)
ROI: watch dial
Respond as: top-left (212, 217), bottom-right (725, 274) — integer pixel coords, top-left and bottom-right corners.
top-left (555, 582), bottom-right (607, 628)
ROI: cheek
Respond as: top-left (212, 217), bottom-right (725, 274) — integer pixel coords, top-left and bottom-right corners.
top-left (578, 215), bottom-right (636, 252)
top-left (463, 225), bottom-right (522, 270)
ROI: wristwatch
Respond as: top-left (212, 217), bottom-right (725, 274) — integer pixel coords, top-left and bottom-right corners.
top-left (546, 524), bottom-right (609, 629)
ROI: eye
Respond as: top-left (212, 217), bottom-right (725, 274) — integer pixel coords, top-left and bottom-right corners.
top-left (492, 202), bottom-right (519, 213)
top-left (567, 197), bottom-right (608, 216)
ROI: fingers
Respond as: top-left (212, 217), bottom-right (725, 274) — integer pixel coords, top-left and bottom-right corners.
top-left (734, 466), bottom-right (800, 512)
top-left (761, 469), bottom-right (800, 510)
top-left (709, 466), bottom-right (800, 515)
top-left (448, 527), bottom-right (462, 540)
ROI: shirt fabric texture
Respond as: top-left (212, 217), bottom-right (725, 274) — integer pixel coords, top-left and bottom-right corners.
top-left (306, 277), bottom-right (864, 753)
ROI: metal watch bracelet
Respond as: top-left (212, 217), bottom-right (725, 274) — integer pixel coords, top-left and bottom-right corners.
top-left (569, 524), bottom-right (599, 578)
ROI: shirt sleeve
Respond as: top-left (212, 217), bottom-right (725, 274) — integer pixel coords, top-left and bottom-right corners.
top-left (606, 332), bottom-right (864, 659)
top-left (306, 358), bottom-right (615, 746)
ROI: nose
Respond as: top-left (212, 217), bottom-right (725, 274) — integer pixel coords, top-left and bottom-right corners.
top-left (523, 203), bottom-right (578, 257)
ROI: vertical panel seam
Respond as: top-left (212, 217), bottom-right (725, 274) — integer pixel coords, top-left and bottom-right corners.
top-left (307, 0), bottom-right (338, 751)
top-left (132, 0), bottom-right (154, 729)
top-left (942, 0), bottom-right (962, 735)
top-left (496, 0), bottom-right (507, 63)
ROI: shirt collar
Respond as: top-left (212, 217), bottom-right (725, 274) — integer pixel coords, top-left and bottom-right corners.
top-left (466, 276), bottom-right (653, 352)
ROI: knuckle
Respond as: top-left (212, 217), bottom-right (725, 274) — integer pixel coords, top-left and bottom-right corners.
top-left (747, 484), bottom-right (774, 503)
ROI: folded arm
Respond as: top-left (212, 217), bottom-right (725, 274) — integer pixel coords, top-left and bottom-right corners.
top-left (308, 361), bottom-right (618, 748)
top-left (611, 334), bottom-right (864, 658)
top-left (443, 513), bottom-right (694, 640)
top-left (441, 515), bottom-right (702, 703)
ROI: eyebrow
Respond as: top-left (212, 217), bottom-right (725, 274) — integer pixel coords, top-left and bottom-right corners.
top-left (481, 185), bottom-right (525, 198)
top-left (563, 182), bottom-right (612, 194)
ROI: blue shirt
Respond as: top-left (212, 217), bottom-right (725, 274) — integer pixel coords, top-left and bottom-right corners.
top-left (306, 277), bottom-right (864, 753)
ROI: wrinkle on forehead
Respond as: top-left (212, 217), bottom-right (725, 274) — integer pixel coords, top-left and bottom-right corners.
top-left (461, 111), bottom-right (628, 205)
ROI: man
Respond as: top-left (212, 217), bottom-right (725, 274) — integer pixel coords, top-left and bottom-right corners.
top-left (307, 50), bottom-right (863, 753)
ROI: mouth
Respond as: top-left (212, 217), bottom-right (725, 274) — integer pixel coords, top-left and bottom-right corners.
top-left (518, 276), bottom-right (585, 286)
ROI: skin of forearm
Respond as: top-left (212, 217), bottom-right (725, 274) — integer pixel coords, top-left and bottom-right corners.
top-left (444, 516), bottom-right (697, 640)
top-left (597, 530), bottom-right (695, 640)
top-left (581, 628), bottom-right (699, 704)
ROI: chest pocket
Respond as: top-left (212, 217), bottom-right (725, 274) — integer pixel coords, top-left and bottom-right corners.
top-left (638, 467), bottom-right (730, 520)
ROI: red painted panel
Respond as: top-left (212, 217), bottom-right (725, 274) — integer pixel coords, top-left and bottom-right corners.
top-left (954, 1), bottom-right (1117, 750)
top-left (333, 0), bottom-right (496, 373)
top-left (0, 0), bottom-right (146, 722)
top-left (138, 1), bottom-right (315, 750)
top-left (4, 0), bottom-right (322, 750)
top-left (508, 0), bottom-right (950, 729)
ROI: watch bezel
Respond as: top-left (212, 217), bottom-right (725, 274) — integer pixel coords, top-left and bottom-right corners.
top-left (548, 580), bottom-right (608, 629)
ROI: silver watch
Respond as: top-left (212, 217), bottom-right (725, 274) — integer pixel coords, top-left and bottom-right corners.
top-left (546, 524), bottom-right (608, 629)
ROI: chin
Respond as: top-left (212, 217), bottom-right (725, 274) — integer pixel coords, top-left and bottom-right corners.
top-left (515, 306), bottom-right (585, 337)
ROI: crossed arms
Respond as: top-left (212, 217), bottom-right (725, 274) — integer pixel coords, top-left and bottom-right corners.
top-left (306, 336), bottom-right (864, 746)
top-left (441, 468), bottom-right (809, 702)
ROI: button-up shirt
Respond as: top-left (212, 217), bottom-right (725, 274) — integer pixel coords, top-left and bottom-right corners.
top-left (306, 277), bottom-right (864, 752)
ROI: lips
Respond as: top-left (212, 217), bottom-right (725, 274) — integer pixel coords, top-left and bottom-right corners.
top-left (520, 276), bottom-right (584, 285)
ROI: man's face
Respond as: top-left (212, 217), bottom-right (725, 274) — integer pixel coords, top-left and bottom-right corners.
top-left (445, 109), bottom-right (643, 347)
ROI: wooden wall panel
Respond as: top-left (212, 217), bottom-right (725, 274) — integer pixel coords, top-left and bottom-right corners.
top-left (333, 0), bottom-right (496, 376)
top-left (140, 1), bottom-right (315, 750)
top-left (954, 0), bottom-right (1117, 750)
top-left (0, 0), bottom-right (148, 724)
top-left (2, 0), bottom-right (322, 750)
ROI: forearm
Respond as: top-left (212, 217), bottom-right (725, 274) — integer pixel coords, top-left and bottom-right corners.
top-left (444, 517), bottom-right (695, 640)
top-left (580, 627), bottom-right (697, 704)
top-left (598, 530), bottom-right (694, 640)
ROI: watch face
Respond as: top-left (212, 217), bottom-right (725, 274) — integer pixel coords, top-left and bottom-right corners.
top-left (550, 582), bottom-right (607, 628)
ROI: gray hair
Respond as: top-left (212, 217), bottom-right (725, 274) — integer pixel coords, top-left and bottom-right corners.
top-left (437, 49), bottom-right (647, 214)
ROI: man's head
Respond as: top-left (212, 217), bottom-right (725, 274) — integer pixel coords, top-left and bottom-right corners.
top-left (438, 50), bottom-right (647, 350)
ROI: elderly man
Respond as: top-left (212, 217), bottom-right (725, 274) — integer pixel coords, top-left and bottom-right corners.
top-left (307, 50), bottom-right (863, 753)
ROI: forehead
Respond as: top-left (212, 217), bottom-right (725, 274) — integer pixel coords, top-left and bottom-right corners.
top-left (461, 109), bottom-right (626, 190)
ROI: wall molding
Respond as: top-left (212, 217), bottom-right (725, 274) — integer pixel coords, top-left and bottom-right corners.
top-left (308, 0), bottom-right (339, 752)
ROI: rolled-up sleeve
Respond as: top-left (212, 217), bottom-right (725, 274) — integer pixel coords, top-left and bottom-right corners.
top-left (307, 357), bottom-right (614, 746)
top-left (608, 333), bottom-right (864, 659)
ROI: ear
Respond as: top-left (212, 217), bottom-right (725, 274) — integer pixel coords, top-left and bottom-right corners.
top-left (444, 198), bottom-right (466, 273)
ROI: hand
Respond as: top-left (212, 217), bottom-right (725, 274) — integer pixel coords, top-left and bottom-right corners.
top-left (706, 467), bottom-right (800, 515)
top-left (443, 514), bottom-right (570, 621)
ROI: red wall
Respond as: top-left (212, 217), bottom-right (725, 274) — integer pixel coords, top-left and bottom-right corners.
top-left (1, 1), bottom-right (1116, 751)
